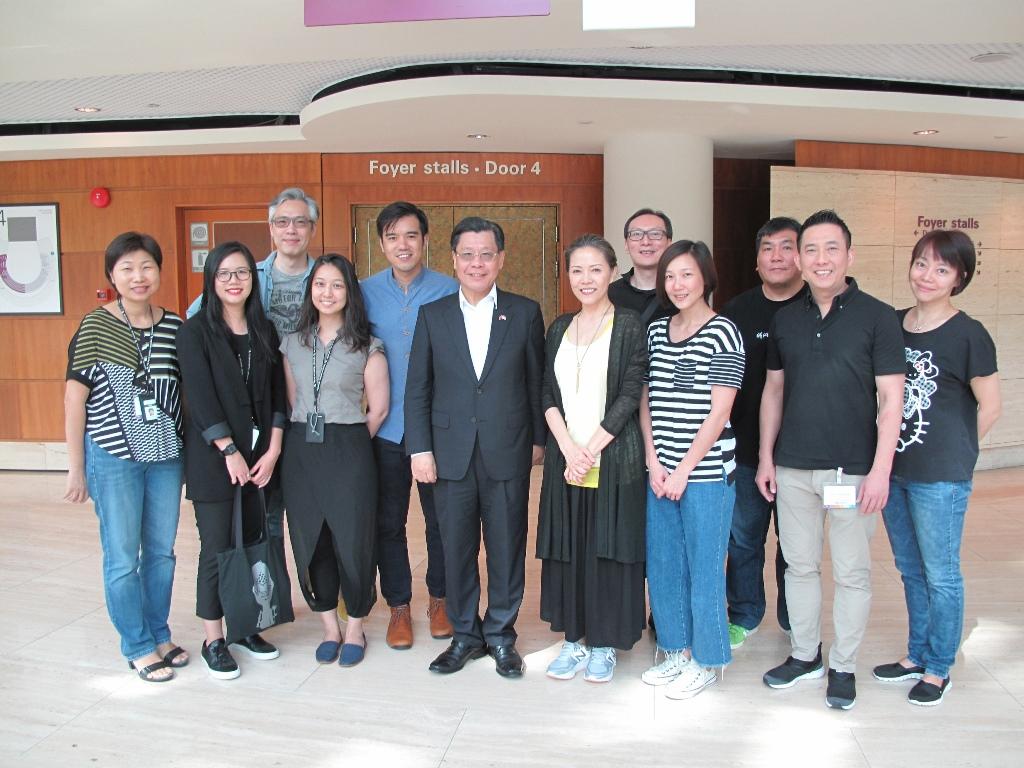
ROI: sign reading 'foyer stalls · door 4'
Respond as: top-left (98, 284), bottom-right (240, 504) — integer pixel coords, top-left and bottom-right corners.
top-left (368, 158), bottom-right (543, 179)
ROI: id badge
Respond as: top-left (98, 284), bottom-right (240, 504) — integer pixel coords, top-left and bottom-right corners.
top-left (305, 412), bottom-right (325, 443)
top-left (823, 483), bottom-right (857, 509)
top-left (134, 394), bottom-right (160, 423)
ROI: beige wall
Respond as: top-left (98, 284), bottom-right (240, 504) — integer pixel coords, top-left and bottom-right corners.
top-left (772, 166), bottom-right (1024, 468)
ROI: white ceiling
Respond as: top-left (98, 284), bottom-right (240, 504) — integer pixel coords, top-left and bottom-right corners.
top-left (1, 0), bottom-right (1021, 160)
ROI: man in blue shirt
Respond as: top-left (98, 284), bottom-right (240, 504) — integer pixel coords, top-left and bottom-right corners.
top-left (361, 201), bottom-right (458, 650)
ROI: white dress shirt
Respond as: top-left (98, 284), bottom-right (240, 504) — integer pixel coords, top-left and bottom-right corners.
top-left (459, 284), bottom-right (497, 380)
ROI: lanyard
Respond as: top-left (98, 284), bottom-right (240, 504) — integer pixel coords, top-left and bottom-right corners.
top-left (237, 345), bottom-right (252, 384)
top-left (311, 328), bottom-right (339, 412)
top-left (117, 297), bottom-right (155, 391)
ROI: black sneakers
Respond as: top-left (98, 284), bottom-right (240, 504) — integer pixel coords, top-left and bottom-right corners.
top-left (763, 644), bottom-right (825, 689)
top-left (202, 638), bottom-right (240, 680)
top-left (231, 633), bottom-right (280, 660)
top-left (872, 660), bottom-right (925, 682)
top-left (826, 669), bottom-right (857, 710)
top-left (908, 677), bottom-right (951, 706)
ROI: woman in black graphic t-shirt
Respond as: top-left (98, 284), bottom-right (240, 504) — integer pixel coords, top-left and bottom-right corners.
top-left (874, 230), bottom-right (1001, 706)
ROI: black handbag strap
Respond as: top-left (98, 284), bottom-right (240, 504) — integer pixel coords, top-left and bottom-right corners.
top-left (231, 485), bottom-right (269, 550)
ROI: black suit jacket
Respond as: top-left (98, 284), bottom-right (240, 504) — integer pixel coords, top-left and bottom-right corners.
top-left (404, 288), bottom-right (546, 482)
top-left (176, 310), bottom-right (286, 502)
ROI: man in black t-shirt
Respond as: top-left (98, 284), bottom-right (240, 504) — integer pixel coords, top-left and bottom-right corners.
top-left (757, 210), bottom-right (904, 711)
top-left (608, 207), bottom-right (677, 325)
top-left (720, 217), bottom-right (804, 650)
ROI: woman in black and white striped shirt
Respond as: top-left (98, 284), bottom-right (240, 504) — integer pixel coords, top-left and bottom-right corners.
top-left (638, 240), bottom-right (745, 700)
top-left (64, 232), bottom-right (187, 683)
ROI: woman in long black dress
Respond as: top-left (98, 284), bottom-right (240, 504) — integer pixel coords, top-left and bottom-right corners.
top-left (177, 241), bottom-right (287, 680)
top-left (537, 234), bottom-right (648, 683)
top-left (280, 254), bottom-right (389, 667)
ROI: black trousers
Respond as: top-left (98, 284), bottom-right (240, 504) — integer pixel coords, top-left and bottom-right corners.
top-left (434, 441), bottom-right (530, 648)
top-left (373, 436), bottom-right (445, 606)
top-left (193, 491), bottom-right (262, 621)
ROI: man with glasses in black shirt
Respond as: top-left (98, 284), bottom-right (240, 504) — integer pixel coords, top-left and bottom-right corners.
top-left (609, 208), bottom-right (677, 325)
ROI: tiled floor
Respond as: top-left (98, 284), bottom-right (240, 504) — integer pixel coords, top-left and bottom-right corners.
top-left (2, 467), bottom-right (1022, 767)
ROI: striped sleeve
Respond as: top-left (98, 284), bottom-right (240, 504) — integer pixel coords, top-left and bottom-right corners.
top-left (708, 317), bottom-right (745, 388)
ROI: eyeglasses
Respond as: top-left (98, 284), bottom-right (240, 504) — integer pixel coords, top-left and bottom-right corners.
top-left (626, 228), bottom-right (668, 242)
top-left (455, 251), bottom-right (499, 263)
top-left (215, 267), bottom-right (252, 283)
top-left (271, 216), bottom-right (313, 229)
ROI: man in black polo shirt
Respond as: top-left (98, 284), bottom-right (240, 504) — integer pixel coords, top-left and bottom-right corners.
top-left (608, 207), bottom-right (677, 325)
top-left (757, 209), bottom-right (904, 711)
top-left (720, 217), bottom-right (804, 651)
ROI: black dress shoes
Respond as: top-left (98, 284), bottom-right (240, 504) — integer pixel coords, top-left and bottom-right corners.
top-left (489, 643), bottom-right (524, 678)
top-left (429, 640), bottom-right (487, 674)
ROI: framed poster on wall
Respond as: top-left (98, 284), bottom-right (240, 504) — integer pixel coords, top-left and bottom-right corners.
top-left (0, 202), bottom-right (63, 315)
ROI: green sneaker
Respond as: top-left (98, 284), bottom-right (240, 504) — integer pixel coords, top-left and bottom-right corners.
top-left (729, 623), bottom-right (758, 650)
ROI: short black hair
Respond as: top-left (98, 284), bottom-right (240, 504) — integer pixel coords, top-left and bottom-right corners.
top-left (755, 217), bottom-right (801, 253)
top-left (623, 208), bottom-right (673, 240)
top-left (656, 240), bottom-right (717, 306)
top-left (799, 209), bottom-right (852, 249)
top-left (564, 233), bottom-right (617, 271)
top-left (451, 216), bottom-right (505, 252)
top-left (104, 231), bottom-right (162, 284)
top-left (376, 201), bottom-right (429, 240)
top-left (910, 229), bottom-right (977, 296)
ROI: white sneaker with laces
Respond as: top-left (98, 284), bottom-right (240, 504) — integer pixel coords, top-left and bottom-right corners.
top-left (641, 649), bottom-right (691, 686)
top-left (665, 663), bottom-right (717, 699)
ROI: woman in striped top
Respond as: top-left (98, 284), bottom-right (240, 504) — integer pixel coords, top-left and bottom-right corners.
top-left (639, 240), bottom-right (745, 700)
top-left (64, 232), bottom-right (187, 683)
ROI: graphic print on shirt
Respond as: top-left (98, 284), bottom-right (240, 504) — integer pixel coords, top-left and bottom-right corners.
top-left (897, 346), bottom-right (939, 452)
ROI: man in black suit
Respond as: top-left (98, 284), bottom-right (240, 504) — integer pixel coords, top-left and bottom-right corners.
top-left (406, 216), bottom-right (546, 678)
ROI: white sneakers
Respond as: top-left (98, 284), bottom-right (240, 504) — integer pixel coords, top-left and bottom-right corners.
top-left (643, 648), bottom-right (718, 699)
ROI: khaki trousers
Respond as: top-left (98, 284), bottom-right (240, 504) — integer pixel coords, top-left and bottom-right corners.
top-left (776, 466), bottom-right (877, 673)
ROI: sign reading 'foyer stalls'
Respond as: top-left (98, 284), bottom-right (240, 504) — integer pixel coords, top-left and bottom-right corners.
top-left (368, 158), bottom-right (543, 179)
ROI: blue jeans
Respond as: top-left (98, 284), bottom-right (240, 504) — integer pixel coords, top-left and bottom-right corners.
top-left (726, 463), bottom-right (789, 631)
top-left (647, 478), bottom-right (735, 667)
top-left (86, 437), bottom-right (184, 661)
top-left (883, 476), bottom-right (972, 679)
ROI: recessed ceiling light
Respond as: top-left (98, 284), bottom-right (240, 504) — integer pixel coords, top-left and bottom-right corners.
top-left (913, 129), bottom-right (940, 136)
top-left (994, 135), bottom-right (1008, 139)
top-left (74, 106), bottom-right (101, 113)
top-left (467, 133), bottom-right (488, 139)
top-left (146, 103), bottom-right (161, 108)
top-left (578, 120), bottom-right (594, 125)
top-left (970, 52), bottom-right (1014, 64)
top-left (630, 45), bottom-right (654, 50)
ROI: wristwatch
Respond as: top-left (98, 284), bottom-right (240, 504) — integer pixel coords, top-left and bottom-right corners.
top-left (220, 442), bottom-right (238, 456)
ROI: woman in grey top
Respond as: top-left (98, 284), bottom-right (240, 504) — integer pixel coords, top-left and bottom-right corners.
top-left (280, 254), bottom-right (389, 667)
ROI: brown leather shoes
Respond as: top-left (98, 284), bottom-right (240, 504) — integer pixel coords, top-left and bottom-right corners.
top-left (428, 596), bottom-right (454, 639)
top-left (386, 604), bottom-right (413, 650)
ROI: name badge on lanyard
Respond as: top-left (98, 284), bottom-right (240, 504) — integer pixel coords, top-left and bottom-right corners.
top-left (307, 329), bottom-right (338, 444)
top-left (823, 467), bottom-right (857, 509)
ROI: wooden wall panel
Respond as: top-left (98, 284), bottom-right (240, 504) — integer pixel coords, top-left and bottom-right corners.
top-left (0, 382), bottom-right (22, 440)
top-left (773, 165), bottom-right (1024, 460)
top-left (770, 167), bottom-right (896, 245)
top-left (796, 141), bottom-right (1024, 180)
top-left (0, 153), bottom-right (325, 443)
top-left (17, 381), bottom-right (64, 440)
top-left (321, 153), bottom-right (603, 314)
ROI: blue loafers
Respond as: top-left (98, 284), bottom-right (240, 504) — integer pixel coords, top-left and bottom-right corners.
top-left (315, 640), bottom-right (341, 664)
top-left (339, 634), bottom-right (367, 667)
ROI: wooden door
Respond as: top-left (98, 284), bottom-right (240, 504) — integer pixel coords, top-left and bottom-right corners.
top-left (351, 203), bottom-right (559, 322)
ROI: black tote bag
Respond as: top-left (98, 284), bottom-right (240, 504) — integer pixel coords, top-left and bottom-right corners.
top-left (217, 485), bottom-right (294, 644)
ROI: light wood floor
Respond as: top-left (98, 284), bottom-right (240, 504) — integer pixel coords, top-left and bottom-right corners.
top-left (2, 467), bottom-right (1022, 767)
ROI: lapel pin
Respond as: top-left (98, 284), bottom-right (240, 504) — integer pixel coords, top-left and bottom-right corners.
top-left (498, 314), bottom-right (507, 321)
